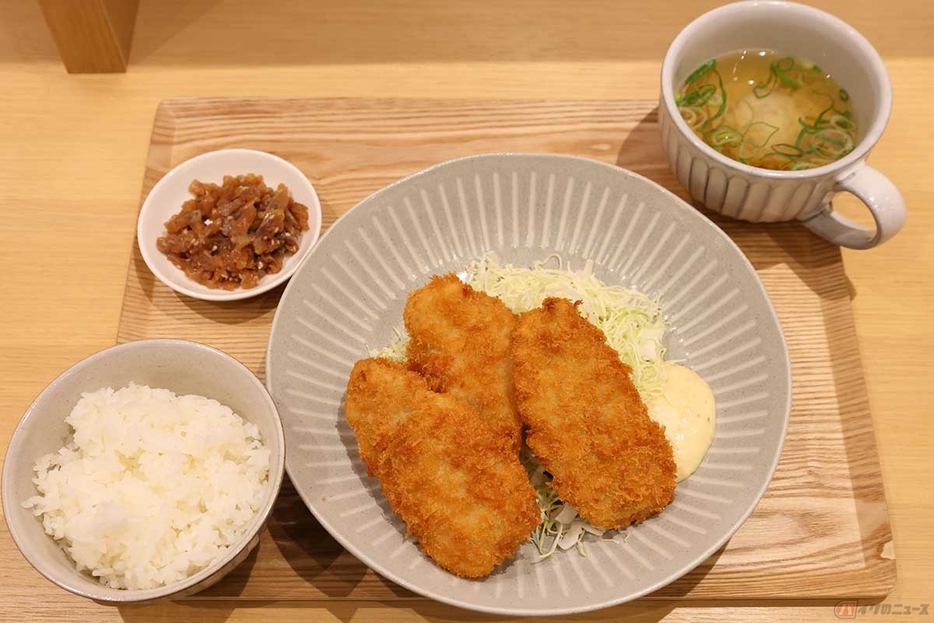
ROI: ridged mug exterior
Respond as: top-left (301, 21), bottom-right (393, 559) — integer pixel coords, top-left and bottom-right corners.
top-left (658, 104), bottom-right (837, 223)
top-left (659, 1), bottom-right (906, 248)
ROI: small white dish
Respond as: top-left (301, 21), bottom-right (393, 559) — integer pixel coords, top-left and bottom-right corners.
top-left (137, 149), bottom-right (322, 301)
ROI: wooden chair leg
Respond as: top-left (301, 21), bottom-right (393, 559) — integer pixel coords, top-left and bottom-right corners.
top-left (37, 0), bottom-right (139, 73)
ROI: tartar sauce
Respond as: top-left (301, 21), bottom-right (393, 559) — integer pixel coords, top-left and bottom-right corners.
top-left (645, 363), bottom-right (716, 482)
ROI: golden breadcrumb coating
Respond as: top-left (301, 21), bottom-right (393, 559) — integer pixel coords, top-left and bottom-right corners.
top-left (512, 297), bottom-right (676, 529)
top-left (404, 273), bottom-right (522, 452)
top-left (345, 358), bottom-right (540, 578)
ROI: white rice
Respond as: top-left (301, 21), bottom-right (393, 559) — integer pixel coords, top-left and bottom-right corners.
top-left (22, 383), bottom-right (270, 590)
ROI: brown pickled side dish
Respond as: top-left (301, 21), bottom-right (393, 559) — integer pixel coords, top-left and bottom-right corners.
top-left (156, 174), bottom-right (311, 290)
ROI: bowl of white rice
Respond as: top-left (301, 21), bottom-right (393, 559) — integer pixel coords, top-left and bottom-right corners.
top-left (1, 339), bottom-right (285, 602)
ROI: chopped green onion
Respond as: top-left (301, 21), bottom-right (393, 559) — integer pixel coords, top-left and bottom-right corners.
top-left (771, 57), bottom-right (798, 88)
top-left (753, 71), bottom-right (777, 99)
top-left (683, 59), bottom-right (715, 86)
top-left (771, 143), bottom-right (805, 157)
top-left (676, 52), bottom-right (857, 171)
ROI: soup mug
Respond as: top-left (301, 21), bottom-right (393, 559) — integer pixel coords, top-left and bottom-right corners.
top-left (659, 0), bottom-right (906, 249)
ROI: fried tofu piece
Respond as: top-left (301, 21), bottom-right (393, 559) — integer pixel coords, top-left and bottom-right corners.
top-left (512, 298), bottom-right (676, 529)
top-left (404, 273), bottom-right (522, 451)
top-left (344, 358), bottom-right (540, 578)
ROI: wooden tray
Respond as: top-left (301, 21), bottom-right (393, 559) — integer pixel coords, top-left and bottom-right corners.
top-left (116, 98), bottom-right (896, 602)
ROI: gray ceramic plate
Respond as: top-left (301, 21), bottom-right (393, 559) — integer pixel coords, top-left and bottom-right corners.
top-left (266, 154), bottom-right (791, 616)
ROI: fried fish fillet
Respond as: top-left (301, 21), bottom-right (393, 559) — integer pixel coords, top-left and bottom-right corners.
top-left (344, 357), bottom-right (540, 578)
top-left (404, 273), bottom-right (522, 451)
top-left (512, 297), bottom-right (676, 530)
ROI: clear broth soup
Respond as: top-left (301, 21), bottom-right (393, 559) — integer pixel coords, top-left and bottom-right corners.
top-left (676, 50), bottom-right (857, 171)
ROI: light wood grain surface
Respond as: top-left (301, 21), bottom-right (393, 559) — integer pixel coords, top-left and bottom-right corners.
top-left (104, 96), bottom-right (895, 603)
top-left (0, 1), bottom-right (931, 622)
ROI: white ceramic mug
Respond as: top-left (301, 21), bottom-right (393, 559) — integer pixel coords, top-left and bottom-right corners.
top-left (659, 0), bottom-right (906, 249)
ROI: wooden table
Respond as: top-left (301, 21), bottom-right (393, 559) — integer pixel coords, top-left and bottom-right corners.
top-left (1, 1), bottom-right (931, 621)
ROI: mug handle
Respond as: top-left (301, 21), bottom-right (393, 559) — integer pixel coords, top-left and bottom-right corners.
top-left (801, 165), bottom-right (907, 250)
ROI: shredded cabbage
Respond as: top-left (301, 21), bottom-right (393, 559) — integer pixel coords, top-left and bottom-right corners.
top-left (464, 253), bottom-right (668, 399)
top-left (524, 448), bottom-right (607, 560)
top-left (370, 328), bottom-right (407, 361)
top-left (371, 253), bottom-right (671, 559)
